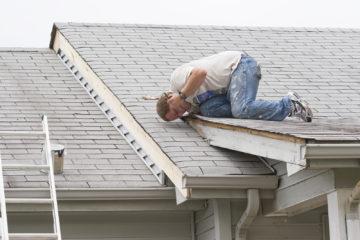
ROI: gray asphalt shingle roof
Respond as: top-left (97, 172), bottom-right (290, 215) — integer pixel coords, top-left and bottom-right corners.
top-left (55, 23), bottom-right (277, 176)
top-left (56, 23), bottom-right (360, 120)
top-left (55, 23), bottom-right (360, 176)
top-left (0, 49), bottom-right (163, 189)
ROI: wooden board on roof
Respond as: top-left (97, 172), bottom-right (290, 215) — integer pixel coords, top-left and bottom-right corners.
top-left (184, 115), bottom-right (360, 143)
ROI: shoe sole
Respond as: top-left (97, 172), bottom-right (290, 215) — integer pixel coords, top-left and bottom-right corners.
top-left (292, 92), bottom-right (313, 122)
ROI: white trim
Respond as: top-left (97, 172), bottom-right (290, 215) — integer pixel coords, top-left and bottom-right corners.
top-left (7, 187), bottom-right (276, 202)
top-left (176, 187), bottom-right (188, 205)
top-left (6, 188), bottom-right (176, 200)
top-left (188, 121), bottom-right (307, 166)
top-left (187, 119), bottom-right (360, 176)
top-left (6, 199), bottom-right (205, 212)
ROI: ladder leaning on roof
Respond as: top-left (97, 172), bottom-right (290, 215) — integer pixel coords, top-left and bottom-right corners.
top-left (0, 115), bottom-right (62, 240)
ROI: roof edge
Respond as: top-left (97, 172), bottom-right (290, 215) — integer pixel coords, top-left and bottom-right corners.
top-left (49, 23), bottom-right (58, 49)
top-left (6, 188), bottom-right (175, 200)
top-left (0, 48), bottom-right (50, 52)
top-left (52, 21), bottom-right (360, 32)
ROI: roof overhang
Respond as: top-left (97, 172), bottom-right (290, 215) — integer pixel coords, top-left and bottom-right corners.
top-left (5, 188), bottom-right (206, 212)
top-left (185, 117), bottom-right (360, 175)
top-left (5, 186), bottom-right (276, 212)
top-left (6, 188), bottom-right (176, 201)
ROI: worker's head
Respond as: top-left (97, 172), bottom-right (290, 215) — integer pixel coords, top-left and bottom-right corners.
top-left (156, 92), bottom-right (190, 121)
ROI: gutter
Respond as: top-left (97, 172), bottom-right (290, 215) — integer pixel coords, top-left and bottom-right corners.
top-left (176, 175), bottom-right (277, 205)
top-left (5, 188), bottom-right (206, 212)
top-left (6, 188), bottom-right (176, 200)
top-left (302, 144), bottom-right (360, 172)
top-left (235, 189), bottom-right (260, 240)
top-left (183, 175), bottom-right (278, 190)
top-left (306, 144), bottom-right (360, 159)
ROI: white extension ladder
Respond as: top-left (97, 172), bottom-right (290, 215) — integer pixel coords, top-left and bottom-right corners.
top-left (0, 115), bottom-right (61, 240)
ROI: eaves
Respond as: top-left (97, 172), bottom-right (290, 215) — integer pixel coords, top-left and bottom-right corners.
top-left (185, 116), bottom-right (360, 175)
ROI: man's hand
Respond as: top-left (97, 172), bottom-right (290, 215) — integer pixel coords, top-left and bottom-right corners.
top-left (168, 93), bottom-right (190, 112)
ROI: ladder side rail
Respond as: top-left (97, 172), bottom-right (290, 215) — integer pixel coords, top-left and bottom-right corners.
top-left (0, 153), bottom-right (9, 240)
top-left (42, 115), bottom-right (62, 240)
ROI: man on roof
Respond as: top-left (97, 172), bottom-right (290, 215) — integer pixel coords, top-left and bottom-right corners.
top-left (156, 51), bottom-right (313, 122)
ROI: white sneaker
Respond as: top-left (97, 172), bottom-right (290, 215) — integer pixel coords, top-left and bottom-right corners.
top-left (288, 92), bottom-right (313, 122)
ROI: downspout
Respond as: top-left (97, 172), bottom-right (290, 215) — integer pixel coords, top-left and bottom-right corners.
top-left (235, 189), bottom-right (260, 240)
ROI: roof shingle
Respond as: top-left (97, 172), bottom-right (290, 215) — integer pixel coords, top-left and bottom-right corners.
top-left (0, 49), bottom-right (163, 189)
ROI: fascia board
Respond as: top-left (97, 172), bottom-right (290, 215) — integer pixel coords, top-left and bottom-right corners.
top-left (6, 188), bottom-right (176, 200)
top-left (49, 23), bottom-right (57, 49)
top-left (188, 120), bottom-right (307, 166)
top-left (183, 175), bottom-right (278, 189)
top-left (187, 119), bottom-right (360, 172)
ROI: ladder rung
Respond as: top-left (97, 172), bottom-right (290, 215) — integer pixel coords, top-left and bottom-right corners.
top-left (3, 164), bottom-right (50, 170)
top-left (9, 233), bottom-right (58, 239)
top-left (6, 198), bottom-right (53, 204)
top-left (0, 131), bottom-right (45, 137)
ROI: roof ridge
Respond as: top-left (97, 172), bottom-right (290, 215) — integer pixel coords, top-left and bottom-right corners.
top-left (54, 22), bottom-right (360, 33)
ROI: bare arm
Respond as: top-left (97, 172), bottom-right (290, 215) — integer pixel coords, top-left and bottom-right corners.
top-left (168, 68), bottom-right (207, 109)
top-left (181, 68), bottom-right (207, 97)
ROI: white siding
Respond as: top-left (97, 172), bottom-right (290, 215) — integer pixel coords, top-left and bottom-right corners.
top-left (232, 200), bottom-right (326, 240)
top-left (195, 200), bottom-right (215, 240)
top-left (194, 199), bottom-right (327, 240)
top-left (8, 211), bottom-right (193, 240)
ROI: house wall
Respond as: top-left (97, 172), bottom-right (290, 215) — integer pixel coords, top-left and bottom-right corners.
top-left (195, 200), bottom-right (215, 240)
top-left (194, 199), bottom-right (327, 240)
top-left (8, 211), bottom-right (193, 240)
top-left (232, 200), bottom-right (327, 240)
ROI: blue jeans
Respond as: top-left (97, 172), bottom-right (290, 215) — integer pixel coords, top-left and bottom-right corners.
top-left (200, 55), bottom-right (291, 121)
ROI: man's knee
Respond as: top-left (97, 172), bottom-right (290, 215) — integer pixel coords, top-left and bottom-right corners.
top-left (231, 104), bottom-right (249, 118)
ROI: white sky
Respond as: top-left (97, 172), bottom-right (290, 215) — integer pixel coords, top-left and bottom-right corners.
top-left (1, 0), bottom-right (359, 48)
